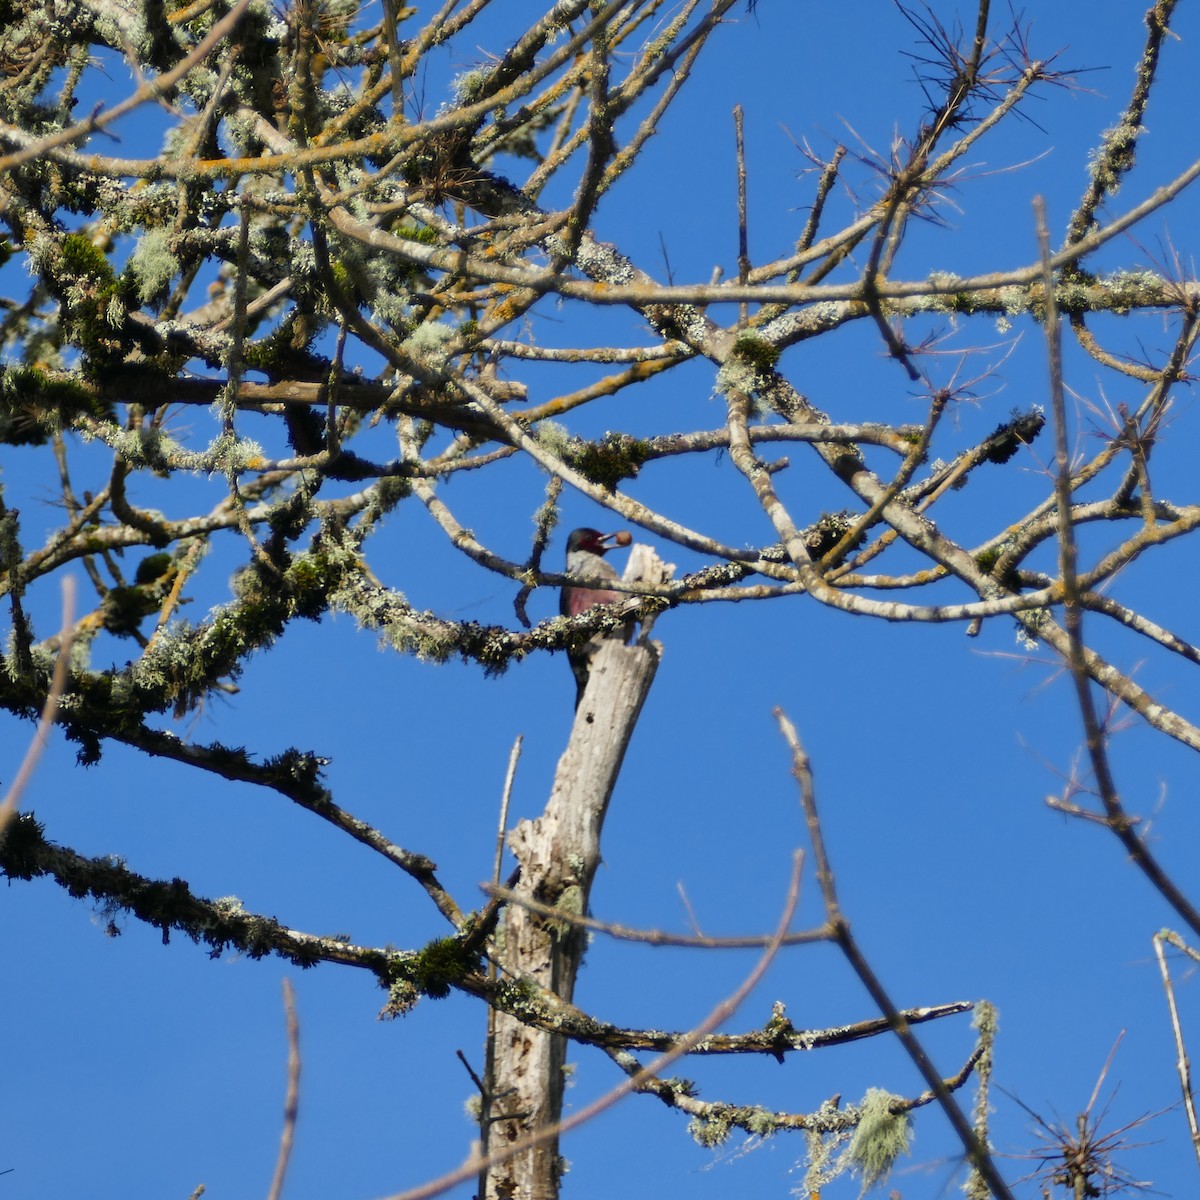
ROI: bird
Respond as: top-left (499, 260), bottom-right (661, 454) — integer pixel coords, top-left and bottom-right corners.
top-left (560, 527), bottom-right (631, 707)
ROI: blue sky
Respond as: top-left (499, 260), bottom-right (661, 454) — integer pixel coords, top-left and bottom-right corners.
top-left (4, 3), bottom-right (1200, 1198)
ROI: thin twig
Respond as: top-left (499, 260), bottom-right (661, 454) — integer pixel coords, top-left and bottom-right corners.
top-left (492, 736), bottom-right (521, 892)
top-left (1036, 194), bottom-right (1200, 938)
top-left (1153, 931), bottom-right (1200, 1166)
top-left (479, 732), bottom-right (522, 1199)
top-left (734, 103), bottom-right (749, 328)
top-left (266, 978), bottom-right (301, 1200)
top-left (483, 881), bottom-right (828, 948)
top-left (1, 576), bottom-right (77, 835)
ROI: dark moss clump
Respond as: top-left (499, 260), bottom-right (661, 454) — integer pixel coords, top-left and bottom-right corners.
top-left (134, 552), bottom-right (174, 585)
top-left (100, 585), bottom-right (161, 637)
top-left (283, 552), bottom-right (339, 621)
top-left (243, 332), bottom-right (330, 381)
top-left (983, 409), bottom-right (1045, 465)
top-left (407, 935), bottom-right (481, 999)
top-left (730, 331), bottom-right (781, 372)
top-left (60, 232), bottom-right (116, 284)
top-left (45, 234), bottom-right (172, 373)
top-left (805, 511), bottom-right (862, 559)
top-left (569, 432), bottom-right (650, 489)
top-left (0, 365), bottom-right (115, 445)
top-left (974, 546), bottom-right (1001, 574)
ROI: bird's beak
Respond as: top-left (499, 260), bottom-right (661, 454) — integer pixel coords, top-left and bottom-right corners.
top-left (599, 530), bottom-right (631, 547)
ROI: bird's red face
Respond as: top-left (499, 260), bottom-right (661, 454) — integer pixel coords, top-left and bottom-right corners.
top-left (566, 528), bottom-right (619, 555)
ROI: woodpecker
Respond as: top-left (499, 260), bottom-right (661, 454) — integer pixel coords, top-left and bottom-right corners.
top-left (560, 527), bottom-right (630, 707)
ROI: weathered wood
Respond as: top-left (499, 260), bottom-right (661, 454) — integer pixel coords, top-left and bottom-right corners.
top-left (482, 544), bottom-right (671, 1200)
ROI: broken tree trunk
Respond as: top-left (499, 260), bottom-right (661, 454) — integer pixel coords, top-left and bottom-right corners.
top-left (482, 543), bottom-right (671, 1200)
